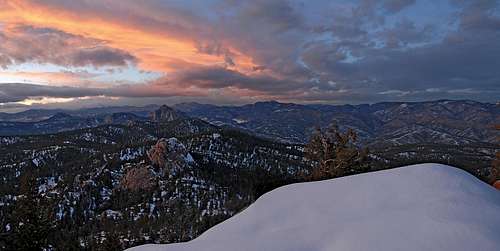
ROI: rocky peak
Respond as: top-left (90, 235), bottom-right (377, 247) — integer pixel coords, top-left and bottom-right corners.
top-left (147, 138), bottom-right (195, 175)
top-left (149, 105), bottom-right (183, 122)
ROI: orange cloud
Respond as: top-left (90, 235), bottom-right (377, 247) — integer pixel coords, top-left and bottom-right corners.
top-left (0, 0), bottom-right (303, 106)
top-left (0, 0), bottom-right (256, 74)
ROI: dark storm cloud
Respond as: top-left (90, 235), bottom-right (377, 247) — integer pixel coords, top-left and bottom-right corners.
top-left (0, 82), bottom-right (200, 104)
top-left (70, 47), bottom-right (136, 67)
top-left (292, 0), bottom-right (500, 102)
top-left (0, 83), bottom-right (105, 103)
top-left (160, 66), bottom-right (307, 94)
top-left (235, 0), bottom-right (304, 33)
top-left (300, 26), bottom-right (500, 101)
top-left (0, 25), bottom-right (136, 68)
top-left (376, 19), bottom-right (434, 48)
top-left (457, 0), bottom-right (500, 32)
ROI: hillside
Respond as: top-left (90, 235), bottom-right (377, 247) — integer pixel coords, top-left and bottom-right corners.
top-left (174, 100), bottom-right (499, 145)
top-left (0, 118), bottom-right (309, 249)
top-left (0, 106), bottom-right (497, 249)
top-left (129, 163), bottom-right (500, 251)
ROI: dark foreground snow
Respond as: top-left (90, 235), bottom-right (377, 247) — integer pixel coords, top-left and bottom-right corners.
top-left (129, 163), bottom-right (500, 251)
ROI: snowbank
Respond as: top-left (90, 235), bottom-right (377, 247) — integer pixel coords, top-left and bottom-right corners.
top-left (129, 163), bottom-right (500, 251)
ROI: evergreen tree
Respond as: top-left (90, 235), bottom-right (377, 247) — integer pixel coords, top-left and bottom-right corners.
top-left (305, 123), bottom-right (369, 180)
top-left (98, 233), bottom-right (122, 251)
top-left (490, 124), bottom-right (500, 185)
top-left (3, 171), bottom-right (53, 251)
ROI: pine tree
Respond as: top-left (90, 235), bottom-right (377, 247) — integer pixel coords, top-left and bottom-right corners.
top-left (3, 171), bottom-right (53, 251)
top-left (98, 233), bottom-right (122, 251)
top-left (490, 124), bottom-right (500, 187)
top-left (305, 123), bottom-right (369, 180)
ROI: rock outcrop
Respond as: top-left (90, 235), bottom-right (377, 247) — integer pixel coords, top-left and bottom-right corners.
top-left (147, 138), bottom-right (195, 175)
top-left (493, 180), bottom-right (500, 190)
top-left (149, 105), bottom-right (183, 122)
top-left (120, 166), bottom-right (155, 191)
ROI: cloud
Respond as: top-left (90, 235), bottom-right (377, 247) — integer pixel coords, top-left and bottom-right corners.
top-left (0, 83), bottom-right (105, 103)
top-left (382, 0), bottom-right (416, 13)
top-left (296, 0), bottom-right (500, 102)
top-left (0, 70), bottom-right (100, 86)
top-left (457, 0), bottom-right (500, 32)
top-left (67, 47), bottom-right (136, 67)
top-left (0, 25), bottom-right (136, 68)
top-left (155, 66), bottom-right (308, 94)
top-left (0, 0), bottom-right (246, 73)
top-left (0, 0), bottom-right (499, 105)
top-left (0, 81), bottom-right (208, 104)
top-left (376, 19), bottom-right (434, 48)
top-left (234, 0), bottom-right (304, 33)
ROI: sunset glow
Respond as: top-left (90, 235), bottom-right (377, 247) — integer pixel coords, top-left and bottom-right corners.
top-left (0, 0), bottom-right (499, 110)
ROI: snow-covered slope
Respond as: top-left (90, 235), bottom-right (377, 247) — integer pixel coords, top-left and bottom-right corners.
top-left (129, 163), bottom-right (500, 251)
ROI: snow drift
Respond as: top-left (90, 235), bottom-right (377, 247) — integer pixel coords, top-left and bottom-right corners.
top-left (128, 163), bottom-right (500, 251)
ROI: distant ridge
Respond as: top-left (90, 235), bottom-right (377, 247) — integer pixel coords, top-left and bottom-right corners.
top-left (44, 112), bottom-right (74, 122)
top-left (0, 100), bottom-right (498, 145)
top-left (174, 100), bottom-right (500, 145)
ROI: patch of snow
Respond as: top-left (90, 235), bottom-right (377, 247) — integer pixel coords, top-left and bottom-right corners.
top-left (232, 118), bottom-right (248, 124)
top-left (104, 210), bottom-right (123, 220)
top-left (273, 109), bottom-right (294, 112)
top-left (166, 138), bottom-right (184, 150)
top-left (149, 203), bottom-right (156, 218)
top-left (81, 132), bottom-right (95, 142)
top-left (0, 137), bottom-right (22, 145)
top-left (100, 187), bottom-right (112, 201)
top-left (38, 176), bottom-right (57, 193)
top-left (128, 163), bottom-right (500, 251)
top-left (32, 158), bottom-right (42, 167)
top-left (56, 205), bottom-right (64, 220)
top-left (120, 147), bottom-right (145, 161)
top-left (185, 153), bottom-right (195, 163)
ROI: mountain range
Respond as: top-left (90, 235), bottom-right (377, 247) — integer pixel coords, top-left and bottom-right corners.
top-left (174, 100), bottom-right (499, 145)
top-left (1, 100), bottom-right (498, 250)
top-left (1, 100), bottom-right (498, 146)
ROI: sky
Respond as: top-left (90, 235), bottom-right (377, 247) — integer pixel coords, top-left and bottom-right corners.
top-left (0, 0), bottom-right (499, 111)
